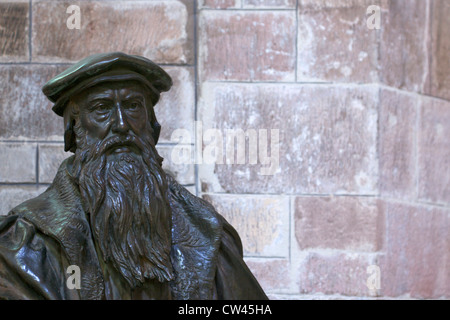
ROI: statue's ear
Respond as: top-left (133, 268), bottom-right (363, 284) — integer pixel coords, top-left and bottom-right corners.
top-left (148, 101), bottom-right (161, 145)
top-left (63, 107), bottom-right (77, 153)
top-left (152, 120), bottom-right (161, 145)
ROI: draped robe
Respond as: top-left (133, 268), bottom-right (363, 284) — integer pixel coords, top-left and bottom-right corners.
top-left (0, 157), bottom-right (267, 300)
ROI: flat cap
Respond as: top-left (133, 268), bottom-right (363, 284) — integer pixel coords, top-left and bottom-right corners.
top-left (42, 52), bottom-right (173, 116)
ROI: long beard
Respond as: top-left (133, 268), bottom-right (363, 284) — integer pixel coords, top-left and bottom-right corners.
top-left (69, 123), bottom-right (173, 288)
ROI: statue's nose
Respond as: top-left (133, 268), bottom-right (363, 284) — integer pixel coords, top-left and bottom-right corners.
top-left (111, 106), bottom-right (129, 134)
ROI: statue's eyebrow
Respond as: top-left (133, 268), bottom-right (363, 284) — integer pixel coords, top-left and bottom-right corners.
top-left (86, 92), bottom-right (115, 102)
top-left (83, 95), bottom-right (114, 111)
top-left (122, 92), bottom-right (145, 101)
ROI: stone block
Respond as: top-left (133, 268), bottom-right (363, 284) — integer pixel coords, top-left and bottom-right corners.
top-left (294, 196), bottom-right (383, 251)
top-left (0, 64), bottom-right (66, 140)
top-left (198, 83), bottom-right (379, 195)
top-left (155, 67), bottom-right (195, 143)
top-left (379, 89), bottom-right (418, 199)
top-left (380, 0), bottom-right (429, 93)
top-left (427, 0), bottom-right (450, 100)
top-left (157, 144), bottom-right (194, 185)
top-left (0, 142), bottom-right (36, 183)
top-left (199, 10), bottom-right (296, 81)
top-left (297, 251), bottom-right (379, 296)
top-left (244, 258), bottom-right (291, 293)
top-left (202, 194), bottom-right (289, 257)
top-left (418, 96), bottom-right (450, 205)
top-left (379, 201), bottom-right (449, 298)
top-left (38, 143), bottom-right (70, 184)
top-left (199, 0), bottom-right (241, 9)
top-left (0, 0), bottom-right (29, 62)
top-left (243, 0), bottom-right (296, 8)
top-left (32, 0), bottom-right (192, 64)
top-left (297, 0), bottom-right (379, 83)
top-left (0, 185), bottom-right (48, 215)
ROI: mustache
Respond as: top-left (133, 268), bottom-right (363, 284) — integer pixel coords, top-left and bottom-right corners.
top-left (94, 134), bottom-right (146, 156)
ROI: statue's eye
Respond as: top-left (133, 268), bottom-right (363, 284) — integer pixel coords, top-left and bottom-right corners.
top-left (127, 101), bottom-right (141, 110)
top-left (92, 103), bottom-right (111, 112)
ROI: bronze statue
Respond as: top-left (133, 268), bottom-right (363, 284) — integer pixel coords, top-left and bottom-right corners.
top-left (0, 52), bottom-right (268, 300)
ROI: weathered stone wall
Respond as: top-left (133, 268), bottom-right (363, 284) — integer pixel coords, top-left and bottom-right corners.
top-left (0, 0), bottom-right (448, 299)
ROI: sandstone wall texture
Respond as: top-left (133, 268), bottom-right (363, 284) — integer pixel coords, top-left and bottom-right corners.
top-left (0, 0), bottom-right (448, 299)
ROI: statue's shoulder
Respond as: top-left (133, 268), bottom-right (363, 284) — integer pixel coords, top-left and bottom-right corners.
top-left (6, 158), bottom-right (76, 221)
top-left (0, 186), bottom-right (58, 270)
top-left (5, 186), bottom-right (55, 221)
top-left (166, 174), bottom-right (223, 238)
top-left (165, 174), bottom-right (231, 299)
top-left (0, 192), bottom-right (77, 300)
top-left (0, 186), bottom-right (62, 250)
top-left (3, 160), bottom-right (86, 242)
top-left (165, 173), bottom-right (244, 253)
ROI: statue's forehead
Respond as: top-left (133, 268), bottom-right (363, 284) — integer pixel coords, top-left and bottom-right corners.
top-left (72, 80), bottom-right (149, 102)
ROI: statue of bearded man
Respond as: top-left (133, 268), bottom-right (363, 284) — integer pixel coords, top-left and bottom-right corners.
top-left (0, 52), bottom-right (267, 300)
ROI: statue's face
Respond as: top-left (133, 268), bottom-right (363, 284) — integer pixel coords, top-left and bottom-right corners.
top-left (69, 82), bottom-right (173, 287)
top-left (72, 81), bottom-right (151, 154)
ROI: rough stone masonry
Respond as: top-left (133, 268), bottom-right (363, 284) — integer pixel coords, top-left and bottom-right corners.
top-left (0, 0), bottom-right (449, 299)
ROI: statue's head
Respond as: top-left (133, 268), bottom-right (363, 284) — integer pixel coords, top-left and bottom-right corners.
top-left (43, 51), bottom-right (172, 153)
top-left (42, 52), bottom-right (175, 287)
